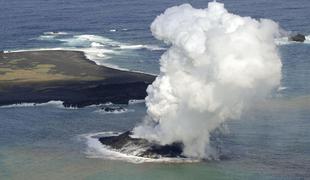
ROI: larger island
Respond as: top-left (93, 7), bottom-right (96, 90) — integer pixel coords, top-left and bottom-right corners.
top-left (0, 50), bottom-right (155, 107)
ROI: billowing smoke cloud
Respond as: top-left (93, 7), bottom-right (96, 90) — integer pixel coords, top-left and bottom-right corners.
top-left (133, 1), bottom-right (282, 159)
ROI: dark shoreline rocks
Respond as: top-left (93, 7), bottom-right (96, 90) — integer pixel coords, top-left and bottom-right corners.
top-left (100, 104), bottom-right (127, 113)
top-left (0, 81), bottom-right (151, 108)
top-left (289, 34), bottom-right (306, 42)
top-left (0, 50), bottom-right (155, 107)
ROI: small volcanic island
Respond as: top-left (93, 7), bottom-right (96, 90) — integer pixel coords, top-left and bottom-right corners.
top-left (99, 131), bottom-right (185, 159)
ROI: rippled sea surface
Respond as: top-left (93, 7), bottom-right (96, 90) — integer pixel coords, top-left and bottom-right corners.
top-left (0, 0), bottom-right (310, 179)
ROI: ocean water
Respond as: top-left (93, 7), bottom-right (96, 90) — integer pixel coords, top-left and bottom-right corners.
top-left (1, 0), bottom-right (310, 179)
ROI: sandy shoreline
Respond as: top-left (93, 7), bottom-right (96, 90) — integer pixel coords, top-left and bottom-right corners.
top-left (0, 50), bottom-right (155, 107)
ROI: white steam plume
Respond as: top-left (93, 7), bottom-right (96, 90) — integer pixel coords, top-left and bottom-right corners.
top-left (133, 1), bottom-right (282, 159)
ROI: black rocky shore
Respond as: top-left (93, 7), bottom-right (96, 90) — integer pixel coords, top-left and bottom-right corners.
top-left (99, 131), bottom-right (185, 159)
top-left (289, 34), bottom-right (306, 42)
top-left (0, 50), bottom-right (155, 107)
top-left (1, 81), bottom-right (152, 107)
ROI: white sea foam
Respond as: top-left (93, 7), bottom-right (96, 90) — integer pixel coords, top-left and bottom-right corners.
top-left (0, 100), bottom-right (72, 109)
top-left (0, 103), bottom-right (39, 108)
top-left (128, 99), bottom-right (145, 104)
top-left (28, 32), bottom-right (165, 72)
top-left (81, 46), bottom-right (115, 62)
top-left (43, 31), bottom-right (69, 35)
top-left (37, 35), bottom-right (56, 41)
top-left (119, 44), bottom-right (166, 51)
top-left (277, 86), bottom-right (287, 92)
top-left (80, 132), bottom-right (200, 163)
top-left (5, 31), bottom-right (162, 75)
top-left (3, 47), bottom-right (76, 53)
top-left (37, 32), bottom-right (69, 41)
top-left (74, 34), bottom-right (120, 46)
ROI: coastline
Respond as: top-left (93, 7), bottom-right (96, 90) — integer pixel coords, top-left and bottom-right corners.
top-left (3, 48), bottom-right (159, 77)
top-left (0, 50), bottom-right (155, 107)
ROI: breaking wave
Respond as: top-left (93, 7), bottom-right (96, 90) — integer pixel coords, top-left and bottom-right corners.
top-left (119, 44), bottom-right (166, 51)
top-left (7, 31), bottom-right (164, 72)
top-left (36, 32), bottom-right (165, 51)
top-left (128, 99), bottom-right (146, 104)
top-left (109, 28), bottom-right (128, 32)
top-left (0, 100), bottom-right (77, 109)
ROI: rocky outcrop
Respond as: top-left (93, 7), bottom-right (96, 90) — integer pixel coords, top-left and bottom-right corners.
top-left (289, 34), bottom-right (306, 42)
top-left (98, 131), bottom-right (185, 158)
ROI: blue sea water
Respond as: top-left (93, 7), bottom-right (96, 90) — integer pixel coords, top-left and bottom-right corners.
top-left (0, 0), bottom-right (310, 179)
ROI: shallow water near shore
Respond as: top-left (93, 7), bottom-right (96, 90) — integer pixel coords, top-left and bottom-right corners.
top-left (1, 0), bottom-right (310, 179)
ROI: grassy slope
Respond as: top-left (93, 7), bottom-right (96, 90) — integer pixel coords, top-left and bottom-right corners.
top-left (0, 50), bottom-right (155, 106)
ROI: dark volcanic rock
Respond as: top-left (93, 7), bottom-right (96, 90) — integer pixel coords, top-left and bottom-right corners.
top-left (0, 81), bottom-right (152, 108)
top-left (99, 131), bottom-right (185, 158)
top-left (289, 34), bottom-right (306, 42)
top-left (141, 142), bottom-right (185, 158)
top-left (101, 105), bottom-right (126, 113)
top-left (99, 131), bottom-right (147, 149)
